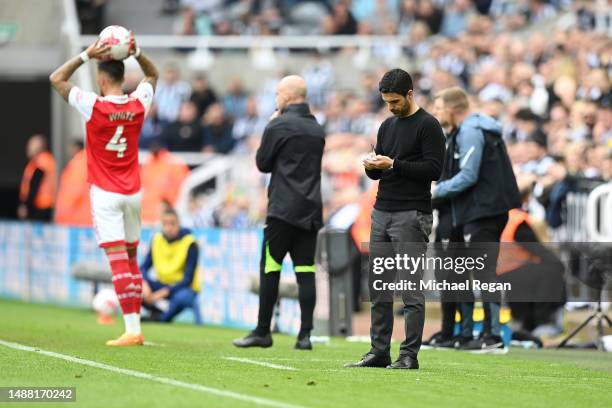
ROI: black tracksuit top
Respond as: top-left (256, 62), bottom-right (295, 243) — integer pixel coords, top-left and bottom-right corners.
top-left (256, 103), bottom-right (325, 231)
top-left (366, 108), bottom-right (446, 213)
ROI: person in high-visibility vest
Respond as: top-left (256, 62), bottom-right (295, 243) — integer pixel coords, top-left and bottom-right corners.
top-left (497, 208), bottom-right (539, 274)
top-left (18, 134), bottom-right (56, 221)
top-left (350, 182), bottom-right (378, 252)
top-left (54, 141), bottom-right (92, 226)
top-left (499, 206), bottom-right (566, 339)
top-left (140, 208), bottom-right (201, 323)
top-left (140, 144), bottom-right (190, 225)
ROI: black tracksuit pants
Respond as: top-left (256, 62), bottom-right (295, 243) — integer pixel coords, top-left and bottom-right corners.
top-left (255, 217), bottom-right (318, 337)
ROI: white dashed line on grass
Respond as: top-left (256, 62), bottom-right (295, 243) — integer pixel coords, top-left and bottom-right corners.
top-left (0, 339), bottom-right (304, 408)
top-left (224, 356), bottom-right (297, 371)
top-left (250, 357), bottom-right (337, 362)
top-left (143, 341), bottom-right (166, 347)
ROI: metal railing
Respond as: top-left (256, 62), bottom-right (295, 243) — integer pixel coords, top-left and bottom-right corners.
top-left (174, 155), bottom-right (234, 220)
top-left (61, 0), bottom-right (93, 92)
top-left (52, 0), bottom-right (95, 171)
top-left (79, 34), bottom-right (414, 50)
top-left (563, 180), bottom-right (611, 302)
top-left (587, 182), bottom-right (612, 242)
top-left (138, 150), bottom-right (211, 168)
top-left (565, 179), bottom-right (610, 242)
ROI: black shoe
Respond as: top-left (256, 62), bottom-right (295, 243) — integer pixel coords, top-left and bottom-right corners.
top-left (344, 353), bottom-right (391, 368)
top-left (294, 336), bottom-right (312, 350)
top-left (140, 308), bottom-right (162, 322)
top-left (435, 335), bottom-right (462, 349)
top-left (478, 331), bottom-right (491, 340)
top-left (423, 331), bottom-right (445, 346)
top-left (387, 355), bottom-right (419, 369)
top-left (453, 336), bottom-right (474, 350)
top-left (233, 332), bottom-right (272, 348)
top-left (482, 335), bottom-right (506, 353)
top-left (425, 331), bottom-right (457, 348)
top-left (457, 338), bottom-right (486, 351)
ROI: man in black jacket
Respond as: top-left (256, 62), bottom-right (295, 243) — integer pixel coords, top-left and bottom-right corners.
top-left (233, 75), bottom-right (325, 350)
top-left (345, 69), bottom-right (446, 369)
top-left (425, 96), bottom-right (464, 349)
top-left (432, 87), bottom-right (521, 352)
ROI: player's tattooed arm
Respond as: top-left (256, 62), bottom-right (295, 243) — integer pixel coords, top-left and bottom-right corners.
top-left (49, 39), bottom-right (111, 101)
top-left (135, 52), bottom-right (159, 90)
top-left (128, 32), bottom-right (159, 90)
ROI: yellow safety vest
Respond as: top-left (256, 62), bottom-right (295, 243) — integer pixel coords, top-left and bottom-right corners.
top-left (151, 232), bottom-right (201, 292)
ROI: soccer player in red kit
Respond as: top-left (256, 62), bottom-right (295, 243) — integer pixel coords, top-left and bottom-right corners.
top-left (50, 35), bottom-right (158, 346)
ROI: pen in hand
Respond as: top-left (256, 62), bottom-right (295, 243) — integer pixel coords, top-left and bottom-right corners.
top-left (368, 144), bottom-right (376, 160)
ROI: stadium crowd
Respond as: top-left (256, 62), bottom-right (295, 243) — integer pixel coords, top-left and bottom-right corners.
top-left (78, 1), bottom-right (602, 38)
top-left (37, 1), bottom-right (608, 234)
top-left (174, 0), bottom-right (577, 37)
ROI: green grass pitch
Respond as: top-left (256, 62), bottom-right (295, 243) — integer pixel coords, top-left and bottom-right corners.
top-left (1, 299), bottom-right (611, 408)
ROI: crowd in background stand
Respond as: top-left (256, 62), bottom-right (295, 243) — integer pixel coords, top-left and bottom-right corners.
top-left (60, 1), bottom-right (612, 230)
top-left (76, 1), bottom-right (602, 40)
top-left (173, 0), bottom-right (575, 37)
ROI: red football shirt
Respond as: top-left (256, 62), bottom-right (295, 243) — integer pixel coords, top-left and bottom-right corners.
top-left (68, 83), bottom-right (154, 195)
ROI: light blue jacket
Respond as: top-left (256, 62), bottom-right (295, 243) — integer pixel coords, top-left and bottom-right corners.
top-left (434, 113), bottom-right (502, 199)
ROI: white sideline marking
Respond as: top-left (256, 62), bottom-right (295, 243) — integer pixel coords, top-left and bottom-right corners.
top-left (143, 341), bottom-right (166, 347)
top-left (224, 357), bottom-right (297, 371)
top-left (0, 339), bottom-right (303, 408)
top-left (254, 357), bottom-right (336, 362)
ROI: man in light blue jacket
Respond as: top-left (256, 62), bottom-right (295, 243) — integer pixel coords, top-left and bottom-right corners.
top-left (432, 87), bottom-right (521, 352)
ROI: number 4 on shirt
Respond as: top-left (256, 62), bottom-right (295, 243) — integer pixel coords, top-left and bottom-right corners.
top-left (106, 125), bottom-right (127, 158)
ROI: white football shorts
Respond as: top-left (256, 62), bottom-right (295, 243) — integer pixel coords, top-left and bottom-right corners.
top-left (90, 184), bottom-right (142, 248)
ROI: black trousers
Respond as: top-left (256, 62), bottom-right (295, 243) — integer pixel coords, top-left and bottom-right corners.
top-left (255, 217), bottom-right (318, 335)
top-left (435, 208), bottom-right (463, 338)
top-left (461, 214), bottom-right (508, 300)
top-left (458, 214), bottom-right (508, 337)
top-left (369, 209), bottom-right (432, 359)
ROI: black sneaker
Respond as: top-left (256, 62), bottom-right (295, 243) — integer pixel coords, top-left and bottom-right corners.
top-left (294, 336), bottom-right (312, 350)
top-left (233, 332), bottom-right (273, 348)
top-left (344, 353), bottom-right (391, 368)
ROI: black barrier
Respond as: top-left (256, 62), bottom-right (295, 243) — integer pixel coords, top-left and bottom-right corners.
top-left (317, 228), bottom-right (354, 337)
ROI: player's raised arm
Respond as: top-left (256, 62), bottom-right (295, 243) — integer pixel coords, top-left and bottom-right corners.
top-left (49, 39), bottom-right (111, 101)
top-left (128, 33), bottom-right (158, 91)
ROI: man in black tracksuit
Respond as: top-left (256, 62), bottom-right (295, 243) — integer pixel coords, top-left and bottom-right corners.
top-left (345, 69), bottom-right (446, 370)
top-left (233, 75), bottom-right (325, 351)
top-left (432, 87), bottom-right (521, 351)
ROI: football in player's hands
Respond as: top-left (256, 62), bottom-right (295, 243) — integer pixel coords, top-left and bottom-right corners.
top-left (98, 25), bottom-right (132, 61)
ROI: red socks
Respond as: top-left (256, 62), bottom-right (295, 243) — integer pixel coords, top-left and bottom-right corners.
top-left (107, 247), bottom-right (143, 316)
top-left (128, 255), bottom-right (143, 314)
top-left (108, 250), bottom-right (135, 314)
